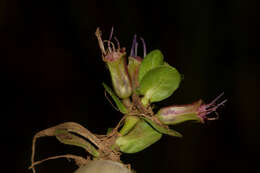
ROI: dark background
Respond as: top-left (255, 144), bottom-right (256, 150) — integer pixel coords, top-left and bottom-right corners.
top-left (0, 0), bottom-right (258, 173)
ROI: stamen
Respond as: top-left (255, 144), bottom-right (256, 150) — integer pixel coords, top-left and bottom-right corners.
top-left (110, 42), bottom-right (116, 52)
top-left (109, 26), bottom-right (114, 41)
top-left (207, 99), bottom-right (227, 112)
top-left (135, 42), bottom-right (138, 57)
top-left (204, 98), bottom-right (227, 120)
top-left (114, 37), bottom-right (120, 50)
top-left (103, 40), bottom-right (116, 53)
top-left (198, 93), bottom-right (227, 122)
top-left (130, 35), bottom-right (137, 57)
top-left (140, 37), bottom-right (147, 57)
top-left (206, 92), bottom-right (225, 108)
top-left (107, 27), bottom-right (114, 53)
top-left (206, 112), bottom-right (219, 120)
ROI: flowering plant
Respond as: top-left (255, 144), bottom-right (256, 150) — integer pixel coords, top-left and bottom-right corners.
top-left (29, 28), bottom-right (226, 173)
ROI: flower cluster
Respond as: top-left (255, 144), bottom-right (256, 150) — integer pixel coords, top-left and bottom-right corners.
top-left (30, 28), bottom-right (227, 173)
top-left (95, 27), bottom-right (226, 154)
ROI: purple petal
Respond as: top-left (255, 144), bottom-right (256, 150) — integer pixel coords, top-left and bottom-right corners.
top-left (114, 36), bottom-right (120, 49)
top-left (130, 34), bottom-right (137, 57)
top-left (198, 93), bottom-right (227, 121)
top-left (109, 26), bottom-right (114, 41)
top-left (206, 92), bottom-right (224, 108)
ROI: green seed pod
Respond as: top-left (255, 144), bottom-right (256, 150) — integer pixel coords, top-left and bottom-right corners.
top-left (74, 160), bottom-right (132, 173)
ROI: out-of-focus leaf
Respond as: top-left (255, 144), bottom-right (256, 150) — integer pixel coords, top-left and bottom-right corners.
top-left (103, 83), bottom-right (128, 114)
top-left (115, 120), bottom-right (162, 153)
top-left (138, 49), bottom-right (164, 82)
top-left (55, 129), bottom-right (100, 157)
top-left (138, 66), bottom-right (181, 105)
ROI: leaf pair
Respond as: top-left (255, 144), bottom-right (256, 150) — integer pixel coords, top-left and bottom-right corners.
top-left (137, 50), bottom-right (181, 106)
top-left (55, 129), bottom-right (100, 157)
top-left (31, 122), bottom-right (101, 159)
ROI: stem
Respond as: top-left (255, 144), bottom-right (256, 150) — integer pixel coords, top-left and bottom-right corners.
top-left (95, 28), bottom-right (106, 56)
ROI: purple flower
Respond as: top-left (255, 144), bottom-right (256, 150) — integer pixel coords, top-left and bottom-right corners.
top-left (156, 93), bottom-right (227, 125)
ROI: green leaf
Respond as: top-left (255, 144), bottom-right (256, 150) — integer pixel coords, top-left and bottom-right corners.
top-left (138, 66), bottom-right (181, 105)
top-left (102, 83), bottom-right (128, 114)
top-left (115, 120), bottom-right (162, 153)
top-left (55, 129), bottom-right (100, 157)
top-left (141, 117), bottom-right (182, 138)
top-left (138, 49), bottom-right (164, 82)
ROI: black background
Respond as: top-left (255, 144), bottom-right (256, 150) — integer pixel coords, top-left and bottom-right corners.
top-left (0, 0), bottom-right (258, 173)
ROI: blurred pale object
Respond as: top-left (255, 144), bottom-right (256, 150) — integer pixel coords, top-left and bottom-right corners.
top-left (74, 160), bottom-right (132, 173)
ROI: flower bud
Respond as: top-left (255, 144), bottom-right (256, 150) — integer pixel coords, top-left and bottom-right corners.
top-left (156, 93), bottom-right (227, 125)
top-left (128, 56), bottom-right (142, 89)
top-left (127, 35), bottom-right (143, 89)
top-left (95, 28), bottom-right (132, 99)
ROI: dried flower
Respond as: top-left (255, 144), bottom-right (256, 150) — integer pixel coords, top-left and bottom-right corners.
top-left (95, 28), bottom-right (132, 99)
